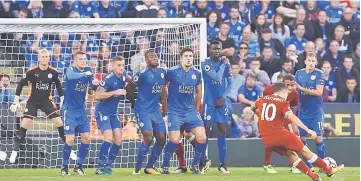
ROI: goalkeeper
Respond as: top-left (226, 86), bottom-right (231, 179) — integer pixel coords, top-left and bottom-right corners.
top-left (10, 49), bottom-right (65, 162)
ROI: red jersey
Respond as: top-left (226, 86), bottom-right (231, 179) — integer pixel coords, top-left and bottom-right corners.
top-left (263, 84), bottom-right (299, 109)
top-left (255, 94), bottom-right (292, 137)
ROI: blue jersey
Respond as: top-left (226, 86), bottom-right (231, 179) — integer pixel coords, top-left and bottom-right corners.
top-left (252, 3), bottom-right (275, 20)
top-left (209, 2), bottom-right (230, 20)
top-left (95, 71), bottom-right (127, 114)
top-left (324, 74), bottom-right (336, 96)
top-left (238, 85), bottom-right (261, 102)
top-left (325, 6), bottom-right (343, 26)
top-left (111, 1), bottom-right (128, 14)
top-left (295, 68), bottom-right (325, 118)
top-left (225, 19), bottom-right (246, 52)
top-left (207, 24), bottom-right (219, 42)
top-left (95, 2), bottom-right (117, 18)
top-left (62, 66), bottom-right (94, 110)
top-left (353, 10), bottom-right (360, 22)
top-left (167, 65), bottom-right (202, 115)
top-left (71, 1), bottom-right (98, 18)
top-left (133, 66), bottom-right (166, 113)
top-left (202, 58), bottom-right (233, 107)
top-left (284, 35), bottom-right (307, 55)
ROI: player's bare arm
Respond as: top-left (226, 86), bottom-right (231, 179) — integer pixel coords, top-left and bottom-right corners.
top-left (285, 111), bottom-right (317, 139)
top-left (94, 86), bottom-right (126, 100)
top-left (195, 83), bottom-right (202, 112)
top-left (238, 94), bottom-right (254, 106)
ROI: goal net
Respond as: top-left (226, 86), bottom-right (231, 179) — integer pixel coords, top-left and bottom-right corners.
top-left (0, 18), bottom-right (207, 169)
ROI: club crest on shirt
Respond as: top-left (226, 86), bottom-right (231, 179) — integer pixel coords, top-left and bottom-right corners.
top-left (252, 92), bottom-right (256, 96)
top-left (205, 65), bottom-right (211, 71)
top-left (206, 115), bottom-right (211, 120)
top-left (133, 76), bottom-right (139, 82)
top-left (48, 73), bottom-right (53, 79)
top-left (65, 126), bottom-right (70, 131)
top-left (311, 75), bottom-right (316, 80)
top-left (103, 116), bottom-right (108, 121)
top-left (139, 122), bottom-right (144, 128)
top-left (329, 81), bottom-right (333, 85)
top-left (161, 73), bottom-right (164, 79)
top-left (192, 74), bottom-right (196, 80)
top-left (100, 81), bottom-right (105, 86)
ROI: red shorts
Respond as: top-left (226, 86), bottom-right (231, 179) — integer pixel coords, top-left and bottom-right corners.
top-left (262, 130), bottom-right (304, 156)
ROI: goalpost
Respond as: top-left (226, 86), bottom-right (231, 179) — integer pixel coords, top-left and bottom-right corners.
top-left (0, 18), bottom-right (207, 169)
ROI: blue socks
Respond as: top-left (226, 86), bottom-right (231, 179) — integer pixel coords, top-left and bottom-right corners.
top-left (316, 141), bottom-right (325, 159)
top-left (106, 144), bottom-right (121, 166)
top-left (192, 142), bottom-right (207, 166)
top-left (162, 141), bottom-right (177, 168)
top-left (98, 141), bottom-right (111, 168)
top-left (146, 143), bottom-right (163, 168)
top-left (62, 143), bottom-right (72, 165)
top-left (77, 143), bottom-right (90, 165)
top-left (217, 136), bottom-right (227, 164)
top-left (302, 139), bottom-right (313, 168)
top-left (135, 143), bottom-right (150, 170)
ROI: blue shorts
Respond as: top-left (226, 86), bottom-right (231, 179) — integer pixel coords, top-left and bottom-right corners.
top-left (62, 109), bottom-right (90, 135)
top-left (168, 111), bottom-right (204, 132)
top-left (202, 103), bottom-right (230, 125)
top-left (135, 111), bottom-right (166, 133)
top-left (95, 111), bottom-right (121, 133)
top-left (299, 114), bottom-right (324, 137)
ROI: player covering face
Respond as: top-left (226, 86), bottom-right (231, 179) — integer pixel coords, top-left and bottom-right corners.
top-left (60, 52), bottom-right (100, 175)
top-left (161, 48), bottom-right (207, 174)
top-left (132, 51), bottom-right (167, 175)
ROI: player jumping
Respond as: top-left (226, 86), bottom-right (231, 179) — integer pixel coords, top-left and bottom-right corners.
top-left (202, 41), bottom-right (233, 173)
top-left (10, 49), bottom-right (65, 163)
top-left (262, 74), bottom-right (301, 174)
top-left (295, 52), bottom-right (326, 171)
top-left (252, 82), bottom-right (344, 181)
top-left (60, 51), bottom-right (99, 175)
top-left (161, 48), bottom-right (207, 174)
top-left (132, 51), bottom-right (167, 175)
top-left (94, 56), bottom-right (130, 175)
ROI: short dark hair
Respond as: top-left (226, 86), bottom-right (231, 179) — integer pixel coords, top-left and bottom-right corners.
top-left (321, 60), bottom-right (331, 67)
top-left (73, 51), bottom-right (86, 57)
top-left (1, 74), bottom-right (10, 80)
top-left (230, 60), bottom-right (239, 66)
top-left (180, 47), bottom-right (194, 57)
top-left (111, 56), bottom-right (124, 62)
top-left (263, 46), bottom-right (272, 51)
top-left (19, 8), bottom-right (28, 14)
top-left (283, 59), bottom-right (293, 65)
top-left (145, 50), bottom-right (156, 58)
top-left (273, 82), bottom-right (288, 93)
top-left (318, 9), bottom-right (327, 15)
top-left (246, 74), bottom-right (257, 81)
top-left (239, 42), bottom-right (248, 48)
top-left (282, 74), bottom-right (295, 82)
top-left (346, 76), bottom-right (357, 82)
top-left (295, 23), bottom-right (305, 29)
top-left (343, 54), bottom-right (354, 62)
top-left (252, 57), bottom-right (262, 63)
top-left (210, 40), bottom-right (222, 47)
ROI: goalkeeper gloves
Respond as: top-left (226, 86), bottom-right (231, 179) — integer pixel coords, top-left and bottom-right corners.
top-left (10, 95), bottom-right (20, 113)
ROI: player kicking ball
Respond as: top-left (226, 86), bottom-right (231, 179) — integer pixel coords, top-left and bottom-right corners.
top-left (10, 49), bottom-right (66, 163)
top-left (252, 82), bottom-right (344, 181)
top-left (94, 56), bottom-right (130, 175)
top-left (202, 41), bottom-right (233, 173)
top-left (132, 51), bottom-right (167, 175)
top-left (161, 48), bottom-right (207, 174)
top-left (60, 51), bottom-right (99, 175)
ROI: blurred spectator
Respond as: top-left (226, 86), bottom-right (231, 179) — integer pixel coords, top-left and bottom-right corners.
top-left (352, 43), bottom-right (360, 71)
top-left (44, 0), bottom-right (69, 18)
top-left (10, 0), bottom-right (30, 18)
top-left (96, 0), bottom-right (120, 18)
top-left (288, 7), bottom-right (314, 41)
top-left (269, 13), bottom-right (291, 45)
top-left (276, 0), bottom-right (300, 24)
top-left (284, 44), bottom-right (298, 66)
top-left (17, 8), bottom-right (28, 18)
top-left (336, 55), bottom-right (360, 90)
top-left (111, 1), bottom-right (129, 17)
top-left (322, 40), bottom-right (343, 71)
top-left (242, 58), bottom-right (271, 89)
top-left (192, 0), bottom-right (210, 18)
top-left (240, 26), bottom-right (260, 58)
top-left (350, 0), bottom-right (360, 22)
top-left (252, 0), bottom-right (275, 24)
top-left (71, 0), bottom-right (99, 18)
top-left (250, 13), bottom-right (268, 40)
top-left (26, 32), bottom-right (52, 67)
top-left (0, 75), bottom-right (14, 103)
top-left (336, 77), bottom-right (360, 103)
top-left (259, 28), bottom-right (285, 60)
top-left (325, 0), bottom-right (343, 27)
top-left (206, 11), bottom-right (221, 43)
top-left (315, 38), bottom-right (327, 57)
top-left (27, 0), bottom-right (44, 18)
top-left (225, 6), bottom-right (245, 52)
top-left (215, 23), bottom-right (235, 58)
top-left (163, 41), bottom-right (180, 65)
top-left (238, 74), bottom-right (261, 106)
top-left (260, 46), bottom-right (281, 78)
top-left (231, 42), bottom-right (252, 68)
top-left (295, 41), bottom-right (322, 71)
top-left (228, 60), bottom-right (245, 103)
top-left (98, 46), bottom-right (111, 73)
top-left (236, 0), bottom-right (252, 25)
top-left (157, 8), bottom-right (167, 18)
top-left (338, 7), bottom-right (360, 44)
top-left (50, 43), bottom-right (70, 75)
top-left (89, 57), bottom-right (98, 73)
top-left (271, 59), bottom-right (293, 83)
top-left (68, 11), bottom-right (80, 18)
top-left (166, 0), bottom-right (187, 18)
top-left (304, 0), bottom-right (319, 20)
top-left (313, 10), bottom-right (334, 42)
top-left (284, 23), bottom-right (307, 55)
top-left (209, 0), bottom-right (229, 20)
top-left (0, 0), bottom-right (10, 18)
top-left (118, 30), bottom-right (137, 68)
top-left (184, 12), bottom-right (193, 18)
top-left (234, 107), bottom-right (259, 138)
top-left (332, 25), bottom-right (354, 55)
top-left (55, 32), bottom-right (73, 55)
top-left (130, 38), bottom-right (149, 72)
top-left (322, 61), bottom-right (337, 102)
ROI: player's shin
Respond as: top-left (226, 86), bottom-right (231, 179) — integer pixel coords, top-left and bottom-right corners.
top-left (136, 142), bottom-right (150, 170)
top-left (192, 140), bottom-right (207, 166)
top-left (98, 141), bottom-right (112, 168)
top-left (106, 143), bottom-right (121, 167)
top-left (162, 141), bottom-right (178, 168)
top-left (52, 117), bottom-right (66, 142)
top-left (175, 142), bottom-right (186, 167)
top-left (308, 153), bottom-right (332, 173)
top-left (293, 158), bottom-right (319, 178)
top-left (315, 138), bottom-right (325, 159)
top-left (63, 142), bottom-right (73, 165)
top-left (301, 139), bottom-right (313, 168)
top-left (77, 134), bottom-right (90, 166)
top-left (146, 143), bottom-right (163, 168)
top-left (264, 146), bottom-right (272, 165)
top-left (217, 135), bottom-right (227, 164)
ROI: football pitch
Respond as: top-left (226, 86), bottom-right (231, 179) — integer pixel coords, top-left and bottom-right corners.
top-left (0, 167), bottom-right (359, 181)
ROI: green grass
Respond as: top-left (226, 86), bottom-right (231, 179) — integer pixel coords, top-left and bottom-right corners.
top-left (0, 167), bottom-right (359, 181)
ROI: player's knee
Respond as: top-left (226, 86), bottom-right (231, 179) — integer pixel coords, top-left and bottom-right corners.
top-left (21, 118), bottom-right (33, 129)
top-left (143, 135), bottom-right (154, 146)
top-left (114, 135), bottom-right (123, 145)
top-left (103, 135), bottom-right (114, 143)
top-left (80, 134), bottom-right (91, 144)
top-left (184, 132), bottom-right (194, 140)
top-left (51, 117), bottom-right (63, 127)
top-left (65, 135), bottom-right (75, 146)
top-left (315, 136), bottom-right (323, 143)
top-left (196, 135), bottom-right (207, 144)
top-left (155, 135), bottom-right (166, 147)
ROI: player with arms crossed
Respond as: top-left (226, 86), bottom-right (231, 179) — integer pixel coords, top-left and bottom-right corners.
top-left (132, 51), bottom-right (167, 175)
top-left (94, 56), bottom-right (130, 175)
top-left (262, 74), bottom-right (301, 174)
top-left (161, 48), bottom-right (207, 174)
top-left (295, 52), bottom-right (326, 171)
top-left (252, 82), bottom-right (344, 181)
top-left (60, 51), bottom-right (100, 175)
top-left (202, 41), bottom-right (233, 173)
top-left (10, 49), bottom-right (65, 162)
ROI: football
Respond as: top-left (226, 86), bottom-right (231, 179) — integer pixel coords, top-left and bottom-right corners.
top-left (324, 157), bottom-right (338, 168)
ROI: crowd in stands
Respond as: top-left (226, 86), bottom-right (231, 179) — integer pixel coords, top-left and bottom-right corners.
top-left (0, 0), bottom-right (360, 139)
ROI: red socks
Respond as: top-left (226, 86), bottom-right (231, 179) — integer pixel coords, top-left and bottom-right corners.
top-left (175, 143), bottom-right (186, 167)
top-left (312, 157), bottom-right (332, 173)
top-left (264, 146), bottom-right (272, 165)
top-left (294, 159), bottom-right (320, 179)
